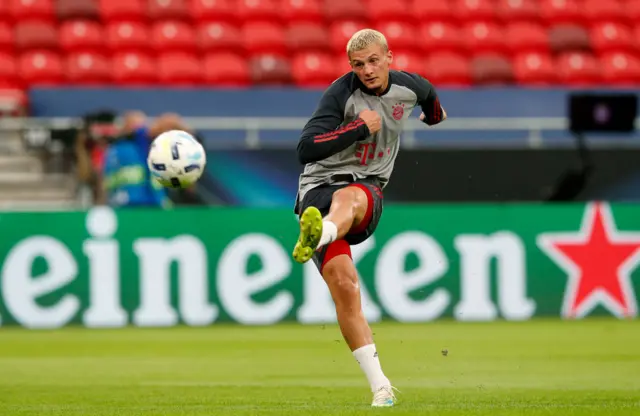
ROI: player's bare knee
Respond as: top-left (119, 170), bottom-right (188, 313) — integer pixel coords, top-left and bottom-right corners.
top-left (323, 265), bottom-right (359, 304)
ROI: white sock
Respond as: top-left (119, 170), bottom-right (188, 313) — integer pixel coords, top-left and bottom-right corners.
top-left (318, 220), bottom-right (337, 248)
top-left (353, 344), bottom-right (390, 392)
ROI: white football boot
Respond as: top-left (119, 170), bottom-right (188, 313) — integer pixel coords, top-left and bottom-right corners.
top-left (371, 385), bottom-right (398, 407)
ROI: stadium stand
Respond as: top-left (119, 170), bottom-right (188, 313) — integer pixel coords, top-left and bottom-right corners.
top-left (0, 0), bottom-right (637, 97)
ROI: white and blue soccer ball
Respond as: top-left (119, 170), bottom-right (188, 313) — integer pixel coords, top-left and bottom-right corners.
top-left (147, 130), bottom-right (206, 189)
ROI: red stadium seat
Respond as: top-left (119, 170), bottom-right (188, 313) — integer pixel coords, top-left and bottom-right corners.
top-left (112, 52), bottom-right (157, 84)
top-left (148, 0), bottom-right (190, 21)
top-left (391, 52), bottom-right (424, 74)
top-left (463, 22), bottom-right (507, 55)
top-left (0, 79), bottom-right (20, 90)
top-left (10, 0), bottom-right (54, 21)
top-left (0, 53), bottom-right (18, 86)
top-left (238, 0), bottom-right (280, 22)
top-left (556, 52), bottom-right (601, 85)
top-left (329, 21), bottom-right (368, 53)
top-left (59, 20), bottom-right (105, 52)
top-left (0, 23), bottom-right (13, 52)
top-left (496, 0), bottom-right (539, 23)
top-left (629, 0), bottom-right (640, 24)
top-left (590, 23), bottom-right (635, 54)
top-left (15, 21), bottom-right (58, 51)
top-left (335, 56), bottom-right (352, 77)
top-left (418, 22), bottom-right (464, 54)
top-left (424, 52), bottom-right (471, 86)
top-left (203, 53), bottom-right (250, 85)
top-left (66, 52), bottom-right (111, 84)
top-left (191, 0), bottom-right (237, 23)
top-left (583, 0), bottom-right (625, 23)
top-left (106, 21), bottom-right (150, 52)
top-left (243, 22), bottom-right (287, 56)
top-left (548, 24), bottom-right (590, 54)
top-left (512, 52), bottom-right (557, 85)
top-left (100, 0), bottom-right (145, 21)
top-left (19, 51), bottom-right (64, 85)
top-left (0, 2), bottom-right (7, 23)
top-left (504, 23), bottom-right (549, 54)
top-left (412, 0), bottom-right (453, 22)
top-left (287, 23), bottom-right (328, 53)
top-left (600, 52), bottom-right (640, 84)
top-left (158, 53), bottom-right (203, 84)
top-left (323, 0), bottom-right (367, 22)
top-left (471, 54), bottom-right (514, 85)
top-left (540, 0), bottom-right (582, 25)
top-left (151, 21), bottom-right (197, 52)
top-left (368, 0), bottom-right (414, 24)
top-left (454, 0), bottom-right (496, 23)
top-left (249, 54), bottom-right (292, 84)
top-left (56, 0), bottom-right (100, 20)
top-left (198, 22), bottom-right (243, 53)
top-left (291, 52), bottom-right (338, 86)
top-left (282, 0), bottom-right (322, 23)
top-left (374, 22), bottom-right (417, 53)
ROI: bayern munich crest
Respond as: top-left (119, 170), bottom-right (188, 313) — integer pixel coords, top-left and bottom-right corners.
top-left (392, 103), bottom-right (405, 120)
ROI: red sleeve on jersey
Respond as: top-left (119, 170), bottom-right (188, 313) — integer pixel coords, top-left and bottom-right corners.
top-left (297, 89), bottom-right (370, 165)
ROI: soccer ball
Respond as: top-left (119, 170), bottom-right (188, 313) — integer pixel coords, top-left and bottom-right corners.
top-left (147, 130), bottom-right (206, 189)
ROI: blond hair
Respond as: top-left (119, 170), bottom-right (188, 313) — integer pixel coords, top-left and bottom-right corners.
top-left (346, 29), bottom-right (388, 57)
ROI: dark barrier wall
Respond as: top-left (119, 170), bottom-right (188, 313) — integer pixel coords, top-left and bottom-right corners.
top-left (200, 148), bottom-right (640, 206)
top-left (31, 88), bottom-right (602, 117)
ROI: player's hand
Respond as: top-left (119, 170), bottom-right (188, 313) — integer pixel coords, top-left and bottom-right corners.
top-left (359, 110), bottom-right (382, 135)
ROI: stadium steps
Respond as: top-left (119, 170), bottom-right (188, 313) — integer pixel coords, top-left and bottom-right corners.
top-left (0, 155), bottom-right (42, 173)
top-left (0, 198), bottom-right (78, 211)
top-left (0, 130), bottom-right (80, 210)
top-left (0, 132), bottom-right (26, 154)
top-left (0, 172), bottom-right (72, 189)
top-left (0, 171), bottom-right (77, 209)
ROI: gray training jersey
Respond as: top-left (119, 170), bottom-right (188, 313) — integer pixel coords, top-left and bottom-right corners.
top-left (294, 70), bottom-right (444, 213)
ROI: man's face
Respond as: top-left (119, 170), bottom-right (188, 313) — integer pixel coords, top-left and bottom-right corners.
top-left (349, 43), bottom-right (393, 93)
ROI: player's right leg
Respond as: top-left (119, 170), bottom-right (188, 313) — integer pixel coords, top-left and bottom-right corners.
top-left (293, 186), bottom-right (368, 264)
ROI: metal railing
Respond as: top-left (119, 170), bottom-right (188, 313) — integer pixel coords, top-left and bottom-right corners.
top-left (1, 116), bottom-right (639, 149)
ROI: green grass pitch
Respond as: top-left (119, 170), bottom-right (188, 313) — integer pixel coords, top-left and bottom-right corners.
top-left (0, 319), bottom-right (639, 415)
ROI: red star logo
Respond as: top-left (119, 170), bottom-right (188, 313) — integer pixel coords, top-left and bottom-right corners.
top-left (537, 202), bottom-right (640, 319)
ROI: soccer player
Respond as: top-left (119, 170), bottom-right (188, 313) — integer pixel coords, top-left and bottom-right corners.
top-left (292, 29), bottom-right (447, 407)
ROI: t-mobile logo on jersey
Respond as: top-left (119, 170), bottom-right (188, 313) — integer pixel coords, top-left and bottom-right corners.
top-left (355, 143), bottom-right (391, 166)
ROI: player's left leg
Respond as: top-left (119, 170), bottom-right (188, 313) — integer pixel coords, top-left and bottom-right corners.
top-left (319, 249), bottom-right (397, 407)
top-left (295, 180), bottom-right (396, 406)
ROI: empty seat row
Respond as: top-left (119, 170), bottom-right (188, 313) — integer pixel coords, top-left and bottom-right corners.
top-left (2, 20), bottom-right (640, 57)
top-left (3, 0), bottom-right (640, 25)
top-left (1, 51), bottom-right (638, 88)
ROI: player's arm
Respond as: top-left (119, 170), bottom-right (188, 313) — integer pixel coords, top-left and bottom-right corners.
top-left (297, 90), bottom-right (372, 165)
top-left (409, 74), bottom-right (447, 126)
